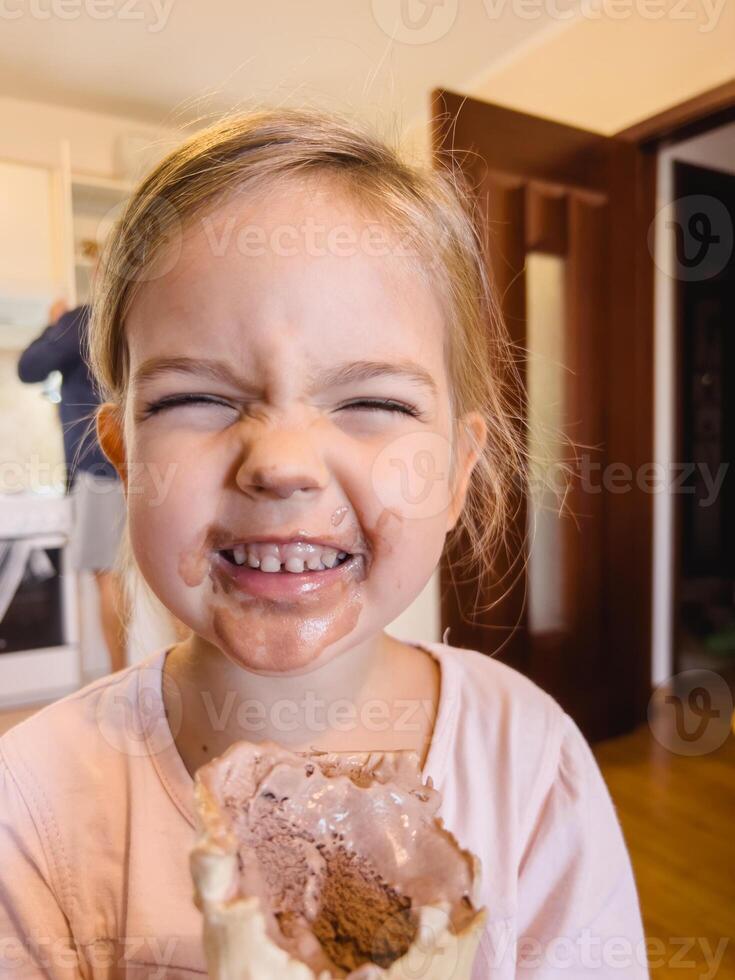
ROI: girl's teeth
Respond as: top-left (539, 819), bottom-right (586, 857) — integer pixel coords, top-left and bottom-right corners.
top-left (260, 554), bottom-right (282, 574)
top-left (320, 548), bottom-right (338, 569)
top-left (223, 541), bottom-right (353, 573)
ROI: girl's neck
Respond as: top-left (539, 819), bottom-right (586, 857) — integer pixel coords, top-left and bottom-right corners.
top-left (163, 630), bottom-right (441, 778)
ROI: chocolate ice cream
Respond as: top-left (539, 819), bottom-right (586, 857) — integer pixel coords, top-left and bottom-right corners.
top-left (191, 742), bottom-right (486, 979)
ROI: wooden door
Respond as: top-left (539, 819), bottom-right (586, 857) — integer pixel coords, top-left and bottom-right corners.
top-left (432, 90), bottom-right (652, 741)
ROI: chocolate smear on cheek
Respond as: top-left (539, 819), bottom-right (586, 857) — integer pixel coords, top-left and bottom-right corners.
top-left (178, 529), bottom-right (211, 588)
top-left (330, 505), bottom-right (348, 527)
top-left (371, 507), bottom-right (402, 559)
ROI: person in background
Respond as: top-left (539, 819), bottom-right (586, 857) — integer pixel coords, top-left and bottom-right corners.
top-left (16, 286), bottom-right (129, 674)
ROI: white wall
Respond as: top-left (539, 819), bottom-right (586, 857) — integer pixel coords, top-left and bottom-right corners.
top-left (0, 95), bottom-right (180, 176)
top-left (670, 123), bottom-right (735, 177)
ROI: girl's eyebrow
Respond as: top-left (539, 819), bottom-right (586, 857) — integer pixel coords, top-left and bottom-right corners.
top-left (131, 355), bottom-right (438, 397)
top-left (132, 356), bottom-right (246, 390)
top-left (313, 360), bottom-right (438, 396)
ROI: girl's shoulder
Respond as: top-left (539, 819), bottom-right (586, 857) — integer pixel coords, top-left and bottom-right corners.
top-left (0, 649), bottom-right (204, 965)
top-left (0, 647), bottom-right (170, 811)
top-left (421, 637), bottom-right (567, 739)
top-left (422, 641), bottom-right (646, 961)
top-left (418, 638), bottom-right (580, 819)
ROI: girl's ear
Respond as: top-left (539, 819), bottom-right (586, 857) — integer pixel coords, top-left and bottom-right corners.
top-left (96, 402), bottom-right (128, 486)
top-left (446, 411), bottom-right (487, 533)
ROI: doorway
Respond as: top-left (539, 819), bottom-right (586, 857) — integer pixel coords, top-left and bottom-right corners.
top-left (432, 81), bottom-right (735, 741)
top-left (653, 129), bottom-right (735, 690)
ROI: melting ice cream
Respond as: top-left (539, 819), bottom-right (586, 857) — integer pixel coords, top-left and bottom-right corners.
top-left (190, 741), bottom-right (487, 979)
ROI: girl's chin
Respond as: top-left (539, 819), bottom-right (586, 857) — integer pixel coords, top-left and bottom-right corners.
top-left (207, 588), bottom-right (364, 675)
top-left (167, 549), bottom-right (372, 673)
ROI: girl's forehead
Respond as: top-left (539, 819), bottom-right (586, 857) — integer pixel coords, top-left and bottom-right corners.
top-left (147, 175), bottom-right (431, 291)
top-left (126, 183), bottom-right (446, 371)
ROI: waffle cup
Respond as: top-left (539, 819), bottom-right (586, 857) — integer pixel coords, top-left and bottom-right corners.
top-left (190, 741), bottom-right (487, 980)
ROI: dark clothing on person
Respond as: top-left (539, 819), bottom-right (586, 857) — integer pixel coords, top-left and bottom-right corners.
top-left (17, 304), bottom-right (117, 491)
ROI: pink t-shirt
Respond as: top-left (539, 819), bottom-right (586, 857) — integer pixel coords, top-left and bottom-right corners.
top-left (0, 641), bottom-right (649, 979)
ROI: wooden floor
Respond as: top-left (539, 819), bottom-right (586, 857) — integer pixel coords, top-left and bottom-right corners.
top-left (595, 723), bottom-right (735, 979)
top-left (1, 703), bottom-right (733, 977)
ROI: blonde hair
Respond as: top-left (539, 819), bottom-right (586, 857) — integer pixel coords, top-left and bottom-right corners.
top-left (88, 106), bottom-right (529, 590)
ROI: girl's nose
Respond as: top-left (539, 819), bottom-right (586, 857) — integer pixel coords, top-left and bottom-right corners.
top-left (234, 428), bottom-right (330, 500)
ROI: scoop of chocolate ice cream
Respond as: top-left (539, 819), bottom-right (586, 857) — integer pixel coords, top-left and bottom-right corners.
top-left (191, 742), bottom-right (486, 979)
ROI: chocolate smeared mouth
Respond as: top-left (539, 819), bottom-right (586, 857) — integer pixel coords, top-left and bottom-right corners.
top-left (190, 742), bottom-right (487, 980)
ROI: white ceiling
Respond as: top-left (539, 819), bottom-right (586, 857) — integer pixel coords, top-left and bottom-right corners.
top-left (0, 0), bottom-right (557, 130)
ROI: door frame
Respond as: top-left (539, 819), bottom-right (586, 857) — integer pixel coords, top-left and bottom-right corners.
top-left (432, 78), bottom-right (735, 738)
top-left (615, 79), bottom-right (735, 146)
top-left (616, 81), bottom-right (735, 695)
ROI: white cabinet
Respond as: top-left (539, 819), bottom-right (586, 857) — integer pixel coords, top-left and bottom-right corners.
top-left (68, 172), bottom-right (131, 306)
top-left (56, 138), bottom-right (133, 307)
top-left (0, 148), bottom-right (133, 346)
top-left (0, 159), bottom-right (64, 343)
top-left (0, 160), bottom-right (57, 285)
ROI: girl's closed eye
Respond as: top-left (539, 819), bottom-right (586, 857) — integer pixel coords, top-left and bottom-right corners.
top-left (136, 394), bottom-right (426, 422)
top-left (136, 393), bottom-right (240, 421)
top-left (337, 398), bottom-right (424, 419)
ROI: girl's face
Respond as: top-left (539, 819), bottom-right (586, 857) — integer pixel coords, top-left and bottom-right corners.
top-left (99, 178), bottom-right (482, 675)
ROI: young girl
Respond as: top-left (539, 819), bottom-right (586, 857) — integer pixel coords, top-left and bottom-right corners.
top-left (0, 108), bottom-right (648, 979)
